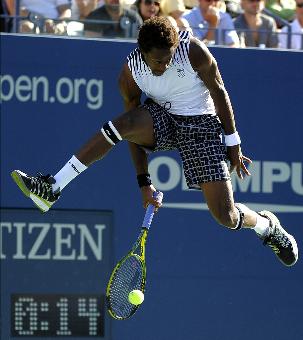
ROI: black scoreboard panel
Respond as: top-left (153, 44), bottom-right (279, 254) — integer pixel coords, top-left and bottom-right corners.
top-left (11, 294), bottom-right (104, 337)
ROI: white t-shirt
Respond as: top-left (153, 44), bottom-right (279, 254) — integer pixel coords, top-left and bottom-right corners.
top-left (279, 19), bottom-right (303, 49)
top-left (21, 0), bottom-right (70, 19)
top-left (127, 31), bottom-right (216, 116)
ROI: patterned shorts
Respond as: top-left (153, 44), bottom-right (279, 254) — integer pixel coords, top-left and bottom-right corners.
top-left (142, 101), bottom-right (230, 190)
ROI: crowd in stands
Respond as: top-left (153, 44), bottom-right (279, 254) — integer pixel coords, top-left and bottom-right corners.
top-left (1, 0), bottom-right (303, 49)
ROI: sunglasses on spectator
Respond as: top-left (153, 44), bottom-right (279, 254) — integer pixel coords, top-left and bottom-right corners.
top-left (143, 0), bottom-right (160, 5)
top-left (247, 0), bottom-right (262, 2)
top-left (205, 0), bottom-right (220, 2)
top-left (297, 2), bottom-right (303, 7)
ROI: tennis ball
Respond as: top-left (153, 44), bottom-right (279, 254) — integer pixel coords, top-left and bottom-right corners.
top-left (128, 290), bottom-right (144, 305)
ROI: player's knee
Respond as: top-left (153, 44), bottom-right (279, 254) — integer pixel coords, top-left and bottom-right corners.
top-left (109, 110), bottom-right (140, 140)
top-left (119, 109), bottom-right (146, 133)
top-left (213, 205), bottom-right (244, 231)
top-left (101, 121), bottom-right (122, 146)
top-left (219, 212), bottom-right (237, 229)
top-left (212, 207), bottom-right (239, 229)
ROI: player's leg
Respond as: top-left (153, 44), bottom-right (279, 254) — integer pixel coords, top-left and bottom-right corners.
top-left (200, 179), bottom-right (298, 267)
top-left (76, 106), bottom-right (155, 165)
top-left (200, 180), bottom-right (259, 230)
top-left (11, 106), bottom-right (155, 212)
top-left (175, 113), bottom-right (298, 267)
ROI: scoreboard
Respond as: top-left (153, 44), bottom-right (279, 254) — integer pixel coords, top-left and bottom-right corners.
top-left (11, 294), bottom-right (103, 337)
top-left (1, 209), bottom-right (113, 340)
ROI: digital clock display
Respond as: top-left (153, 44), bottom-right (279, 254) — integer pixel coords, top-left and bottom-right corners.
top-left (11, 294), bottom-right (104, 337)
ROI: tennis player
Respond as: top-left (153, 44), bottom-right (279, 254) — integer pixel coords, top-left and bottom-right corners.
top-left (12, 17), bottom-right (298, 267)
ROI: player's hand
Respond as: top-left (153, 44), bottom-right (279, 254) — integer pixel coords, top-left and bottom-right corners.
top-left (140, 185), bottom-right (162, 211)
top-left (227, 145), bottom-right (252, 179)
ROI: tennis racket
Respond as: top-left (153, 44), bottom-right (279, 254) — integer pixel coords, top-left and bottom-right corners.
top-left (106, 190), bottom-right (163, 320)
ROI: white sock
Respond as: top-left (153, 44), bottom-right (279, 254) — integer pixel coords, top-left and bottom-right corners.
top-left (253, 215), bottom-right (270, 237)
top-left (52, 155), bottom-right (87, 192)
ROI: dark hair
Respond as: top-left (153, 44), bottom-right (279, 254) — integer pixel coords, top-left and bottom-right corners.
top-left (138, 17), bottom-right (179, 53)
top-left (133, 0), bottom-right (161, 21)
top-left (134, 0), bottom-right (161, 9)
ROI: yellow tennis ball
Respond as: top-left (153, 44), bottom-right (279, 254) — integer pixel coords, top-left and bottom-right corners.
top-left (128, 290), bottom-right (144, 305)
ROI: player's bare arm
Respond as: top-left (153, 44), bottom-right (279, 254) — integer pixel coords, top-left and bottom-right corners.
top-left (188, 37), bottom-right (251, 178)
top-left (118, 63), bottom-right (148, 176)
top-left (119, 64), bottom-right (159, 208)
top-left (119, 63), bottom-right (142, 111)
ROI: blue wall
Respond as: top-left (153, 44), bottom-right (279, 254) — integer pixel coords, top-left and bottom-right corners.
top-left (1, 34), bottom-right (303, 340)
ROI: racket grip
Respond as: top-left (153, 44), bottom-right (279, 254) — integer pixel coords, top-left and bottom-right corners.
top-left (142, 191), bottom-right (163, 229)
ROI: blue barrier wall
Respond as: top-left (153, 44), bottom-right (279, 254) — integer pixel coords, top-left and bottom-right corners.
top-left (1, 34), bottom-right (303, 340)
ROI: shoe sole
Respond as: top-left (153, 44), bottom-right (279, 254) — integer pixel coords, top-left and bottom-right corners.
top-left (11, 170), bottom-right (51, 213)
top-left (286, 234), bottom-right (299, 266)
top-left (259, 210), bottom-right (299, 266)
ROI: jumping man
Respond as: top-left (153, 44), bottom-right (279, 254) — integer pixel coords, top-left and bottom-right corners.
top-left (11, 17), bottom-right (298, 267)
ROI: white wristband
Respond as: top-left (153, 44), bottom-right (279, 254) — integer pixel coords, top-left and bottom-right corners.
top-left (225, 131), bottom-right (241, 146)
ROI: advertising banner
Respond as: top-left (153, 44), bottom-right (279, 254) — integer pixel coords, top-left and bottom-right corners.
top-left (1, 208), bottom-right (113, 339)
top-left (1, 34), bottom-right (303, 340)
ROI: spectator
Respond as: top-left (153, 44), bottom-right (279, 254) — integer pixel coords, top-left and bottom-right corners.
top-left (214, 0), bottom-right (227, 11)
top-left (8, 0), bottom-right (71, 34)
top-left (182, 0), bottom-right (240, 46)
top-left (225, 0), bottom-right (243, 18)
top-left (84, 0), bottom-right (142, 38)
top-left (160, 0), bottom-right (186, 17)
top-left (122, 0), bottom-right (135, 5)
top-left (160, 0), bottom-right (192, 30)
top-left (265, 0), bottom-right (296, 24)
top-left (184, 0), bottom-right (198, 9)
top-left (0, 0), bottom-right (13, 32)
top-left (279, 0), bottom-right (303, 48)
top-left (5, 0), bottom-right (14, 13)
top-left (71, 0), bottom-right (99, 20)
top-left (68, 0), bottom-right (99, 36)
top-left (132, 0), bottom-right (160, 21)
top-left (234, 0), bottom-right (279, 47)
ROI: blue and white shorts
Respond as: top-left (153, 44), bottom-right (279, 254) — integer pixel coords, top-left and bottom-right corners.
top-left (143, 101), bottom-right (230, 190)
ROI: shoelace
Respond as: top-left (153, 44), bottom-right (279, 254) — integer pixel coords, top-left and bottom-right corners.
top-left (30, 173), bottom-right (53, 199)
top-left (267, 242), bottom-right (280, 254)
top-left (266, 226), bottom-right (291, 254)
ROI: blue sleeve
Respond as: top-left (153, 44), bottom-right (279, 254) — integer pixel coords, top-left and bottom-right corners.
top-left (219, 13), bottom-right (239, 45)
top-left (182, 11), bottom-right (206, 40)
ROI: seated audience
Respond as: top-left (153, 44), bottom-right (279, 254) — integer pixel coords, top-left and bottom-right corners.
top-left (160, 0), bottom-right (186, 18)
top-left (182, 0), bottom-right (240, 46)
top-left (9, 0), bottom-right (71, 34)
top-left (1, 0), bottom-right (13, 32)
top-left (132, 0), bottom-right (160, 21)
top-left (279, 0), bottom-right (303, 48)
top-left (160, 0), bottom-right (192, 31)
top-left (84, 0), bottom-right (142, 38)
top-left (71, 0), bottom-right (99, 20)
top-left (184, 0), bottom-right (198, 9)
top-left (234, 0), bottom-right (279, 47)
top-left (69, 0), bottom-right (99, 36)
top-left (225, 0), bottom-right (243, 17)
top-left (265, 0), bottom-right (296, 24)
top-left (214, 0), bottom-right (227, 12)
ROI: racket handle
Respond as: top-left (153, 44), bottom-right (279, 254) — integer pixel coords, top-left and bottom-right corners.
top-left (142, 191), bottom-right (163, 229)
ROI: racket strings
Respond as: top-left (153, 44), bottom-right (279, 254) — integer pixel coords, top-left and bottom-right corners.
top-left (108, 255), bottom-right (144, 319)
